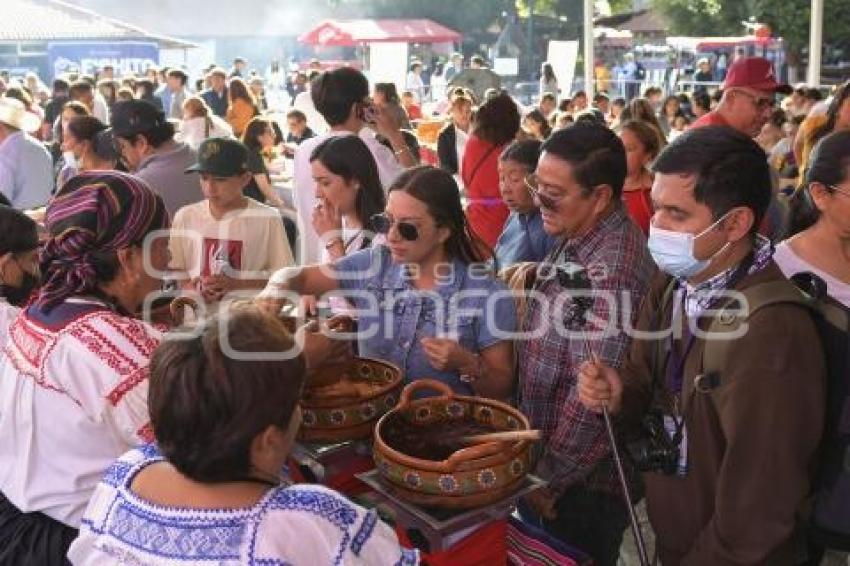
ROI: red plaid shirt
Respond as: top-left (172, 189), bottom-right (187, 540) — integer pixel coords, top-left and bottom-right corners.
top-left (519, 205), bottom-right (656, 496)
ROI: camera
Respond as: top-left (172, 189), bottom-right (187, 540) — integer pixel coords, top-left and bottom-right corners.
top-left (627, 412), bottom-right (681, 475)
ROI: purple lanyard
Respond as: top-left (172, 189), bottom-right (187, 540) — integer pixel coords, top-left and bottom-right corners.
top-left (666, 289), bottom-right (698, 400)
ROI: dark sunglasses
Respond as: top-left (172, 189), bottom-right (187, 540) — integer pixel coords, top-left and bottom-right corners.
top-left (371, 213), bottom-right (419, 241)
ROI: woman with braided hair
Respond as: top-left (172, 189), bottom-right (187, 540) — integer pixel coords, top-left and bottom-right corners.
top-left (0, 171), bottom-right (169, 565)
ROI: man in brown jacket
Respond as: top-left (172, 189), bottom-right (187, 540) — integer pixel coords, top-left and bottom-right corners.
top-left (578, 126), bottom-right (826, 565)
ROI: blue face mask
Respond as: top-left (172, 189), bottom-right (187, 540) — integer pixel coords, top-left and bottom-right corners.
top-left (647, 212), bottom-right (732, 278)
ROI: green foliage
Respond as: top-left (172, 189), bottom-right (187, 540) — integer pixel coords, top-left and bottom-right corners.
top-left (653, 0), bottom-right (850, 55)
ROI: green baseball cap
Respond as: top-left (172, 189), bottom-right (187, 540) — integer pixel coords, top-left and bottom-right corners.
top-left (185, 138), bottom-right (250, 176)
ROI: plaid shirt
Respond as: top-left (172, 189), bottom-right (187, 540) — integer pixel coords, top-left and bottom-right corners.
top-left (682, 235), bottom-right (774, 318)
top-left (519, 205), bottom-right (656, 496)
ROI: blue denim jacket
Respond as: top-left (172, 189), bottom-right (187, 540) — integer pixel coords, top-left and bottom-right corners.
top-left (334, 246), bottom-right (517, 394)
top-left (494, 209), bottom-right (557, 269)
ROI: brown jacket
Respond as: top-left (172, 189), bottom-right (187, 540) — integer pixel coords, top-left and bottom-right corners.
top-left (619, 261), bottom-right (826, 565)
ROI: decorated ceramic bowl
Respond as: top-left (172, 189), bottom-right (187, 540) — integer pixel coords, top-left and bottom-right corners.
top-left (298, 357), bottom-right (403, 443)
top-left (373, 379), bottom-right (534, 509)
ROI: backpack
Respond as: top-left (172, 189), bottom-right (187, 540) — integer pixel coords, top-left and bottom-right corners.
top-left (697, 273), bottom-right (850, 550)
top-left (634, 62), bottom-right (647, 81)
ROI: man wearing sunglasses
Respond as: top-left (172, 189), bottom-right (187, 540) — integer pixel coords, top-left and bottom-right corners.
top-left (517, 123), bottom-right (656, 566)
top-left (692, 56), bottom-right (792, 138)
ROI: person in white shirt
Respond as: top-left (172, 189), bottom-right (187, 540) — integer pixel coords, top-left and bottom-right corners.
top-left (0, 172), bottom-right (169, 565)
top-left (176, 95), bottom-right (234, 150)
top-left (0, 98), bottom-right (52, 209)
top-left (406, 60), bottom-right (426, 102)
top-left (170, 138), bottom-right (293, 303)
top-left (68, 307), bottom-right (416, 566)
top-left (0, 205), bottom-right (39, 348)
top-left (292, 67), bottom-right (414, 264)
top-left (777, 130), bottom-right (850, 307)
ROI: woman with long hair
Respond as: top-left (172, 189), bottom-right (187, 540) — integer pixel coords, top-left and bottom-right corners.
top-left (617, 97), bottom-right (666, 143)
top-left (796, 81), bottom-right (850, 180)
top-left (619, 119), bottom-right (663, 234)
top-left (658, 94), bottom-right (682, 136)
top-left (227, 77), bottom-right (260, 137)
top-left (539, 62), bottom-right (559, 97)
top-left (779, 129), bottom-right (850, 307)
top-left (309, 135), bottom-right (386, 260)
top-left (523, 108), bottom-right (552, 141)
top-left (461, 92), bottom-right (520, 248)
top-left (259, 165), bottom-right (516, 398)
top-left (241, 116), bottom-right (285, 207)
top-left (177, 96), bottom-right (233, 150)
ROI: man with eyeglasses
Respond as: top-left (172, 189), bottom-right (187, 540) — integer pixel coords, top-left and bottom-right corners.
top-left (516, 123), bottom-right (656, 566)
top-left (693, 57), bottom-right (793, 241)
top-left (692, 57), bottom-right (792, 138)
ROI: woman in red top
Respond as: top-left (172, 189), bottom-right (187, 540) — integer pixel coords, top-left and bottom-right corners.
top-left (619, 119), bottom-right (663, 235)
top-left (462, 93), bottom-right (520, 248)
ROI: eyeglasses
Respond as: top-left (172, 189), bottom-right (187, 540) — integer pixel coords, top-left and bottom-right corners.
top-left (732, 89), bottom-right (774, 110)
top-left (524, 173), bottom-right (568, 210)
top-left (371, 213), bottom-right (420, 241)
top-left (828, 184), bottom-right (850, 198)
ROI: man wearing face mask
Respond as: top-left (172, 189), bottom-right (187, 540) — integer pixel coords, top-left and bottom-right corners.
top-left (0, 205), bottom-right (40, 348)
top-left (578, 126), bottom-right (827, 564)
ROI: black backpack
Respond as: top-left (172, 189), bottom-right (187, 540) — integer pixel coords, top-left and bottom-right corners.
top-left (635, 62), bottom-right (647, 81)
top-left (699, 273), bottom-right (850, 550)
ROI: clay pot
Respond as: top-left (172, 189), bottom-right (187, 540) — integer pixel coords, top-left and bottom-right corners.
top-left (298, 357), bottom-right (403, 443)
top-left (373, 379), bottom-right (534, 509)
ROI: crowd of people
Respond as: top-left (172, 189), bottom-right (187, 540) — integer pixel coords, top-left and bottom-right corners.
top-left (0, 51), bottom-right (847, 566)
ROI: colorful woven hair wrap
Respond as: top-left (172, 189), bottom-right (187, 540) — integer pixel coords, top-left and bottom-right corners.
top-left (36, 171), bottom-right (169, 313)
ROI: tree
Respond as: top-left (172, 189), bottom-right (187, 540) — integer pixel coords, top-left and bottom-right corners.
top-left (653, 0), bottom-right (850, 65)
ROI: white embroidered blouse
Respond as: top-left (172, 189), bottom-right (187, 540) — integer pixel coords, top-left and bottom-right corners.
top-left (68, 445), bottom-right (419, 566)
top-left (0, 298), bottom-right (160, 526)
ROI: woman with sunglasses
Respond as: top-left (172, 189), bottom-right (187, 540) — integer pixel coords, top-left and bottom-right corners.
top-left (260, 166), bottom-right (517, 399)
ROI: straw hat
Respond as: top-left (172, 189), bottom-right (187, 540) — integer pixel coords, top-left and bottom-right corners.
top-left (0, 97), bottom-right (40, 133)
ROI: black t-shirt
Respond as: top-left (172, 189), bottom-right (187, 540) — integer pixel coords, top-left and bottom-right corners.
top-left (243, 149), bottom-right (269, 203)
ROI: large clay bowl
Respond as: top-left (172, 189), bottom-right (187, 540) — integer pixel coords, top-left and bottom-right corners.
top-left (298, 357), bottom-right (403, 443)
top-left (373, 379), bottom-right (533, 509)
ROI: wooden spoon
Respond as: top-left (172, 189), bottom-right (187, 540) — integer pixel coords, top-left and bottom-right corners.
top-left (459, 429), bottom-right (542, 445)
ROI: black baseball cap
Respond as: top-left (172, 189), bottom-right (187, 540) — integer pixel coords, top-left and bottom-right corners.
top-left (185, 138), bottom-right (250, 176)
top-left (110, 100), bottom-right (167, 138)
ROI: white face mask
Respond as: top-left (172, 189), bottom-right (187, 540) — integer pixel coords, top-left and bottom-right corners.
top-left (647, 211), bottom-right (733, 278)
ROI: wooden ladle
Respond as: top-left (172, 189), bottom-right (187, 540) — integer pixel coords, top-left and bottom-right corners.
top-left (458, 429), bottom-right (542, 445)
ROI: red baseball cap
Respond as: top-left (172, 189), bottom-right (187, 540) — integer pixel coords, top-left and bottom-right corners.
top-left (721, 56), bottom-right (792, 94)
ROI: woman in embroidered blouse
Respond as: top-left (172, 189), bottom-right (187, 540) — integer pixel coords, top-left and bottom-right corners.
top-left (260, 165), bottom-right (517, 398)
top-left (0, 172), bottom-right (169, 565)
top-left (68, 307), bottom-right (417, 566)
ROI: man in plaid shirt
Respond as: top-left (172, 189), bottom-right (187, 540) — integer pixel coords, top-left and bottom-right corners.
top-left (517, 123), bottom-right (656, 566)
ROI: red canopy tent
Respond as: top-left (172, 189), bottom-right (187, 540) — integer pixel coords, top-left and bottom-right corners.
top-left (298, 19), bottom-right (461, 47)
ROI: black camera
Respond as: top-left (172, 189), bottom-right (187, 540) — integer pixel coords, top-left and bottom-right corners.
top-left (627, 412), bottom-right (681, 476)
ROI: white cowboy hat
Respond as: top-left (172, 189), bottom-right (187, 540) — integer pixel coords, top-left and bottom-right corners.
top-left (0, 97), bottom-right (41, 133)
